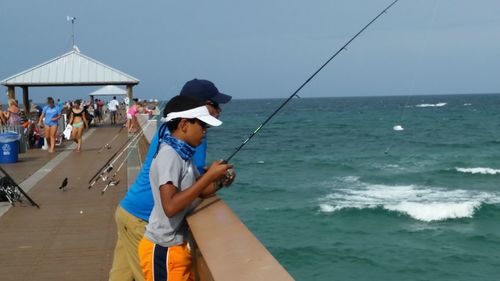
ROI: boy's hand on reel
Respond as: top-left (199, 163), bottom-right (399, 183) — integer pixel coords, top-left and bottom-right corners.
top-left (221, 168), bottom-right (236, 187)
top-left (206, 159), bottom-right (233, 182)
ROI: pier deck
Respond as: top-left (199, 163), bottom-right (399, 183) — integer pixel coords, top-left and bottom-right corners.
top-left (0, 126), bottom-right (129, 281)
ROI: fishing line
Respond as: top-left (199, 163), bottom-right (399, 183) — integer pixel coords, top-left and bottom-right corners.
top-left (224, 0), bottom-right (401, 162)
top-left (385, 0), bottom-right (440, 154)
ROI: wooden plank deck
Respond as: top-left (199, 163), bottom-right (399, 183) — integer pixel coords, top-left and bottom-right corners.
top-left (0, 125), bottom-right (129, 281)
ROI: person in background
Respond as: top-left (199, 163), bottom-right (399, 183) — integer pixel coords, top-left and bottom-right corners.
top-left (68, 99), bottom-right (88, 152)
top-left (38, 97), bottom-right (62, 153)
top-left (126, 98), bottom-right (139, 133)
top-left (108, 79), bottom-right (234, 281)
top-left (85, 101), bottom-right (94, 125)
top-left (3, 98), bottom-right (21, 125)
top-left (97, 99), bottom-right (105, 123)
top-left (108, 96), bottom-right (120, 125)
top-left (56, 98), bottom-right (65, 109)
top-left (29, 99), bottom-right (43, 115)
top-left (93, 98), bottom-right (101, 124)
top-left (138, 95), bottom-right (233, 281)
top-left (0, 105), bottom-right (6, 125)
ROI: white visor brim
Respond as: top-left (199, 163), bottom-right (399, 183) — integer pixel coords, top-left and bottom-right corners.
top-left (163, 106), bottom-right (222, 127)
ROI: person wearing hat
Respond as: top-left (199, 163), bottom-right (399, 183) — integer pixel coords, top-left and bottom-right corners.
top-left (180, 79), bottom-right (231, 174)
top-left (109, 79), bottom-right (235, 281)
top-left (138, 95), bottom-right (232, 281)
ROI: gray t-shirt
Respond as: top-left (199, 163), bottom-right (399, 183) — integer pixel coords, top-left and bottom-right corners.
top-left (144, 143), bottom-right (199, 247)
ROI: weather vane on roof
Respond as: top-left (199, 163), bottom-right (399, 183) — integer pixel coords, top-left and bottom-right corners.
top-left (66, 16), bottom-right (78, 51)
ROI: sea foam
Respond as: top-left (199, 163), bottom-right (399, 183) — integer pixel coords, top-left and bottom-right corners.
top-left (385, 201), bottom-right (480, 221)
top-left (415, 102), bottom-right (447, 107)
top-left (318, 177), bottom-right (499, 222)
top-left (455, 167), bottom-right (500, 175)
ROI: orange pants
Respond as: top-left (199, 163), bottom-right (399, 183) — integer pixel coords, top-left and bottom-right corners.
top-left (138, 237), bottom-right (194, 281)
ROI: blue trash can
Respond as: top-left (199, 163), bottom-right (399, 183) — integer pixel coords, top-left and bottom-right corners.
top-left (0, 132), bottom-right (20, 164)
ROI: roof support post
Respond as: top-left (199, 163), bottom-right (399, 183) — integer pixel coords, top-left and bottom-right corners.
top-left (22, 86), bottom-right (30, 118)
top-left (126, 85), bottom-right (134, 101)
top-left (7, 86), bottom-right (15, 100)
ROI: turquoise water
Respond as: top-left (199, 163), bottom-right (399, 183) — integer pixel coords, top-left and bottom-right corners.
top-left (206, 94), bottom-right (500, 281)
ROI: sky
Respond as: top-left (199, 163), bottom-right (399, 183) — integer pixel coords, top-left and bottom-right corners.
top-left (1, 0), bottom-right (500, 102)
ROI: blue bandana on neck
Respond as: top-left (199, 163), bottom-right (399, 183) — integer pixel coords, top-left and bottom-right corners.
top-left (162, 134), bottom-right (196, 161)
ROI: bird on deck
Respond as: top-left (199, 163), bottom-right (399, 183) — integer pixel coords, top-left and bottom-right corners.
top-left (58, 178), bottom-right (68, 190)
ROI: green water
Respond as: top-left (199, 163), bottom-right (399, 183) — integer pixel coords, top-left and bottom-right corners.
top-left (206, 94), bottom-right (500, 281)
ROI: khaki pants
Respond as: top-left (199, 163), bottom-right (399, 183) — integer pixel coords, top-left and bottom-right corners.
top-left (109, 205), bottom-right (147, 281)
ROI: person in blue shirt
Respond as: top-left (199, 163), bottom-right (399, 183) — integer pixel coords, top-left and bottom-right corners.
top-left (109, 79), bottom-right (234, 281)
top-left (56, 98), bottom-right (65, 109)
top-left (38, 97), bottom-right (62, 154)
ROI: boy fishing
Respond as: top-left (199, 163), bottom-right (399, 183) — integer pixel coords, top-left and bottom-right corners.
top-left (109, 79), bottom-right (233, 281)
top-left (138, 95), bottom-right (234, 281)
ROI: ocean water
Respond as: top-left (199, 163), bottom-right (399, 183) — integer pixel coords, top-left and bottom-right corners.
top-left (205, 94), bottom-right (500, 281)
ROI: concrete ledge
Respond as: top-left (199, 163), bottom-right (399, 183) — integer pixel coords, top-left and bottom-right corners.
top-left (187, 197), bottom-right (294, 281)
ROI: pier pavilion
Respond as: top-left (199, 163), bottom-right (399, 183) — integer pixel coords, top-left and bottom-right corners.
top-left (1, 47), bottom-right (139, 114)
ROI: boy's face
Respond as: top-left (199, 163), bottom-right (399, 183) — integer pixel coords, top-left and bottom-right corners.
top-left (181, 118), bottom-right (207, 147)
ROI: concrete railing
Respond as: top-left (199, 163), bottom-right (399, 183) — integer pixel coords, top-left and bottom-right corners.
top-left (132, 114), bottom-right (294, 281)
top-left (187, 197), bottom-right (294, 281)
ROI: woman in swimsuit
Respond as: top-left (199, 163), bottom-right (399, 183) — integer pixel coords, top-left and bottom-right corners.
top-left (4, 99), bottom-right (21, 126)
top-left (69, 99), bottom-right (88, 152)
top-left (38, 97), bottom-right (61, 153)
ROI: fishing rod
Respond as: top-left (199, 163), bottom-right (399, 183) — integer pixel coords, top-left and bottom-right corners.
top-left (100, 142), bottom-right (139, 195)
top-left (88, 130), bottom-right (137, 184)
top-left (88, 128), bottom-right (146, 189)
top-left (224, 0), bottom-right (400, 163)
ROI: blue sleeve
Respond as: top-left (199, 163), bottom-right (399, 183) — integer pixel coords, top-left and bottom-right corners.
top-left (193, 135), bottom-right (207, 175)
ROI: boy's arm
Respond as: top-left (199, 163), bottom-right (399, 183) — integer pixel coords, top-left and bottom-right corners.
top-left (159, 161), bottom-right (229, 217)
top-left (198, 181), bottom-right (223, 198)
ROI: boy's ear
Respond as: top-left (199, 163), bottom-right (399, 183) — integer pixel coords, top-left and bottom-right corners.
top-left (179, 119), bottom-right (189, 133)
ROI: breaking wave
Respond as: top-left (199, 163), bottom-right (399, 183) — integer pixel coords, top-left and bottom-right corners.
top-left (415, 102), bottom-right (447, 107)
top-left (318, 177), bottom-right (500, 222)
top-left (455, 167), bottom-right (500, 175)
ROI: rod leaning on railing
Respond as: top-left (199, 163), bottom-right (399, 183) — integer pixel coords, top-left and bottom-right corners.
top-left (88, 123), bottom-right (150, 190)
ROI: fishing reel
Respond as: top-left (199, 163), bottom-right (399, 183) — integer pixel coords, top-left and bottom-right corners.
top-left (105, 164), bottom-right (114, 173)
top-left (218, 168), bottom-right (235, 188)
top-left (101, 174), bottom-right (120, 195)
